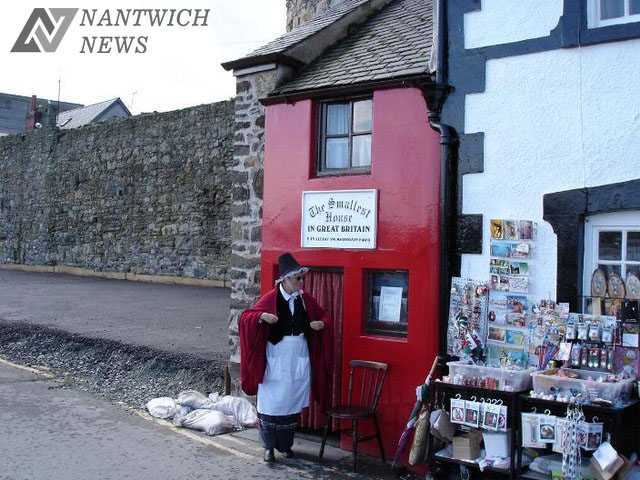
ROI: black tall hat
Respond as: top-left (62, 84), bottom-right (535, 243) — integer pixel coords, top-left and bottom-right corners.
top-left (277, 253), bottom-right (308, 283)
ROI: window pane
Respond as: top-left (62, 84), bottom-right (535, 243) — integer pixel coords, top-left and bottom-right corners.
top-left (601, 0), bottom-right (624, 19)
top-left (598, 263), bottom-right (621, 277)
top-left (599, 231), bottom-right (622, 260)
top-left (352, 135), bottom-right (371, 167)
top-left (325, 137), bottom-right (349, 169)
top-left (353, 99), bottom-right (372, 133)
top-left (631, 0), bottom-right (640, 14)
top-left (628, 232), bottom-right (640, 261)
top-left (326, 104), bottom-right (349, 135)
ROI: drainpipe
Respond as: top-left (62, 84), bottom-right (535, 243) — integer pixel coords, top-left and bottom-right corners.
top-left (422, 0), bottom-right (457, 362)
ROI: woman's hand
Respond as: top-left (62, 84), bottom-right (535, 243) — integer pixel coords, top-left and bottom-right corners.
top-left (260, 313), bottom-right (279, 324)
top-left (309, 320), bottom-right (324, 331)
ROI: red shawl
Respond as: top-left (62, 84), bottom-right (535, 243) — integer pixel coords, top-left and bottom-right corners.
top-left (238, 288), bottom-right (334, 412)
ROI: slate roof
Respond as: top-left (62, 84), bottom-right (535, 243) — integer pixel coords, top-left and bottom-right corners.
top-left (222, 0), bottom-right (372, 70)
top-left (273, 0), bottom-right (434, 95)
top-left (56, 98), bottom-right (130, 130)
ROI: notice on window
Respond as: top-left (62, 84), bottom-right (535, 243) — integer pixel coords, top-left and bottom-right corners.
top-left (301, 189), bottom-right (377, 249)
top-left (378, 286), bottom-right (403, 322)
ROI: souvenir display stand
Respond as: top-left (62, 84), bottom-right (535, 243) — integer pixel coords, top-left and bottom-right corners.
top-left (431, 381), bottom-right (521, 480)
top-left (518, 395), bottom-right (640, 465)
top-left (424, 218), bottom-right (640, 480)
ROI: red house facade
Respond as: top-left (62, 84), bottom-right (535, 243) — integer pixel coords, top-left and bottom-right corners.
top-left (262, 87), bottom-right (441, 454)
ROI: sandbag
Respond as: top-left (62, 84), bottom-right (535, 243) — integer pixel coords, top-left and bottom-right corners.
top-left (208, 393), bottom-right (258, 427)
top-left (146, 397), bottom-right (180, 419)
top-left (177, 404), bottom-right (193, 416)
top-left (173, 409), bottom-right (239, 436)
top-left (175, 390), bottom-right (216, 410)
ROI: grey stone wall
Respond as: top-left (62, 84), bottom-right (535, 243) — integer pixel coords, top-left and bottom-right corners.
top-left (227, 70), bottom-right (282, 392)
top-left (286, 0), bottom-right (344, 31)
top-left (0, 101), bottom-right (234, 282)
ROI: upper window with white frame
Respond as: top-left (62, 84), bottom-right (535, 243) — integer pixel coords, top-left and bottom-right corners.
top-left (588, 0), bottom-right (640, 28)
top-left (583, 211), bottom-right (640, 294)
top-left (317, 98), bottom-right (372, 175)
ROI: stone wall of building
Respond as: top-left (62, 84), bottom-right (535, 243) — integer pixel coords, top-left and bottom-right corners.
top-left (228, 68), bottom-right (290, 392)
top-left (0, 101), bottom-right (234, 282)
top-left (286, 0), bottom-right (344, 31)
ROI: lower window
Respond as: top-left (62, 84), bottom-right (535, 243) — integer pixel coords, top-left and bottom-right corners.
top-left (364, 270), bottom-right (408, 338)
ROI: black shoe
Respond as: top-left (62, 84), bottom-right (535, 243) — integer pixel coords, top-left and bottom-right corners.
top-left (264, 449), bottom-right (275, 462)
top-left (283, 449), bottom-right (295, 459)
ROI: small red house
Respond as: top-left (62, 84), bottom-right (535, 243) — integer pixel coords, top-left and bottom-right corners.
top-left (224, 0), bottom-right (445, 462)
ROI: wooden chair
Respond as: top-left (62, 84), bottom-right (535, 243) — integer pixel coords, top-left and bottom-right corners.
top-left (318, 360), bottom-right (388, 471)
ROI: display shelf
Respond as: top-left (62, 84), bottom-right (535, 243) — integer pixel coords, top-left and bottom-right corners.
top-left (518, 396), bottom-right (640, 460)
top-left (430, 382), bottom-right (522, 480)
top-left (433, 453), bottom-right (515, 474)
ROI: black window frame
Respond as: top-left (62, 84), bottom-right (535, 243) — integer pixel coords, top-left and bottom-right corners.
top-left (316, 97), bottom-right (373, 176)
top-left (363, 269), bottom-right (409, 338)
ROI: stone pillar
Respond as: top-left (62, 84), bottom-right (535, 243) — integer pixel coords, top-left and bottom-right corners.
top-left (227, 69), bottom-right (279, 394)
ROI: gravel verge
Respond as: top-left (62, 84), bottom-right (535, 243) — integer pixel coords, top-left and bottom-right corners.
top-left (0, 321), bottom-right (228, 408)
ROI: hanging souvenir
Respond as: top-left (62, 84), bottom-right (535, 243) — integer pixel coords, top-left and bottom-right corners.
top-left (464, 400), bottom-right (480, 428)
top-left (450, 398), bottom-right (465, 424)
top-left (539, 413), bottom-right (557, 443)
top-left (591, 269), bottom-right (608, 297)
top-left (522, 413), bottom-right (545, 448)
top-left (626, 274), bottom-right (640, 300)
top-left (608, 273), bottom-right (626, 299)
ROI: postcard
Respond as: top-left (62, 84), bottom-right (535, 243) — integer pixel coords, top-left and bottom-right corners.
top-left (511, 241), bottom-right (530, 259)
top-left (519, 220), bottom-right (533, 240)
top-left (507, 295), bottom-right (528, 313)
top-left (491, 241), bottom-right (512, 258)
top-left (509, 276), bottom-right (529, 293)
top-left (490, 219), bottom-right (504, 239)
top-left (488, 326), bottom-right (506, 342)
top-left (506, 329), bottom-right (526, 346)
top-left (504, 220), bottom-right (518, 240)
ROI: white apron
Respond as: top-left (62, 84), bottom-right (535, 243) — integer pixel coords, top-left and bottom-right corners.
top-left (257, 335), bottom-right (311, 416)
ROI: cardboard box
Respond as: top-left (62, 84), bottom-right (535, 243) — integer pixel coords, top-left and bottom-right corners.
top-left (453, 431), bottom-right (482, 461)
top-left (589, 455), bottom-right (624, 480)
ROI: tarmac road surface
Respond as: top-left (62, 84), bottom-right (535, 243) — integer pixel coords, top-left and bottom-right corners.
top-left (0, 360), bottom-right (366, 480)
top-left (0, 269), bottom-right (230, 360)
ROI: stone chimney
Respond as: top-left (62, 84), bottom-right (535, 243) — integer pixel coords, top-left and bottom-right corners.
top-left (286, 0), bottom-right (346, 31)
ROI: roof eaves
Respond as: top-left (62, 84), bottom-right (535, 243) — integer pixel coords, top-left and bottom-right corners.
top-left (262, 73), bottom-right (433, 106)
top-left (221, 52), bottom-right (306, 72)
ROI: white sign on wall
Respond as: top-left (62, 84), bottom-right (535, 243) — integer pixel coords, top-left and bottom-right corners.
top-left (301, 189), bottom-right (377, 249)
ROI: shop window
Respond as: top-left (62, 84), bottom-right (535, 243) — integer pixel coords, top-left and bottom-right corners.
top-left (317, 98), bottom-right (372, 175)
top-left (583, 211), bottom-right (640, 294)
top-left (364, 270), bottom-right (408, 338)
top-left (587, 0), bottom-right (640, 28)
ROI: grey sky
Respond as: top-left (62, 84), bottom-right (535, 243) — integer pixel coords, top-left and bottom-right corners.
top-left (1, 1), bottom-right (286, 114)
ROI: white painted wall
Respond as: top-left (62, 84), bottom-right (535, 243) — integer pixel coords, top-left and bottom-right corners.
top-left (464, 0), bottom-right (564, 49)
top-left (461, 38), bottom-right (640, 301)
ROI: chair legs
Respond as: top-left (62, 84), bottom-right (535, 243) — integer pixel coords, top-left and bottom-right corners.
top-left (373, 414), bottom-right (386, 463)
top-left (318, 416), bottom-right (331, 463)
top-left (352, 419), bottom-right (358, 472)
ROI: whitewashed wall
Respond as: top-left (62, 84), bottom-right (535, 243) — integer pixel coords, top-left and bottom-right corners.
top-left (464, 0), bottom-right (564, 48)
top-left (460, 2), bottom-right (640, 301)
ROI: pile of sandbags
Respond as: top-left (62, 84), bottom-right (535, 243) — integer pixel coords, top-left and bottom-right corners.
top-left (145, 390), bottom-right (258, 436)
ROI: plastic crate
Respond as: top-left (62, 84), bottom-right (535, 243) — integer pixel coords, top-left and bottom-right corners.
top-left (447, 361), bottom-right (535, 392)
top-left (531, 368), bottom-right (635, 402)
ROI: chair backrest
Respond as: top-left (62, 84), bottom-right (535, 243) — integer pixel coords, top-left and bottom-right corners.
top-left (346, 360), bottom-right (388, 411)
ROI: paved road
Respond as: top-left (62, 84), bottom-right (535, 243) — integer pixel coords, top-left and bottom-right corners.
top-left (0, 360), bottom-right (395, 480)
top-left (0, 270), bottom-right (230, 360)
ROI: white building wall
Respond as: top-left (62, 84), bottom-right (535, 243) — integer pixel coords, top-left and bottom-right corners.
top-left (460, 38), bottom-right (640, 300)
top-left (464, 0), bottom-right (564, 49)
